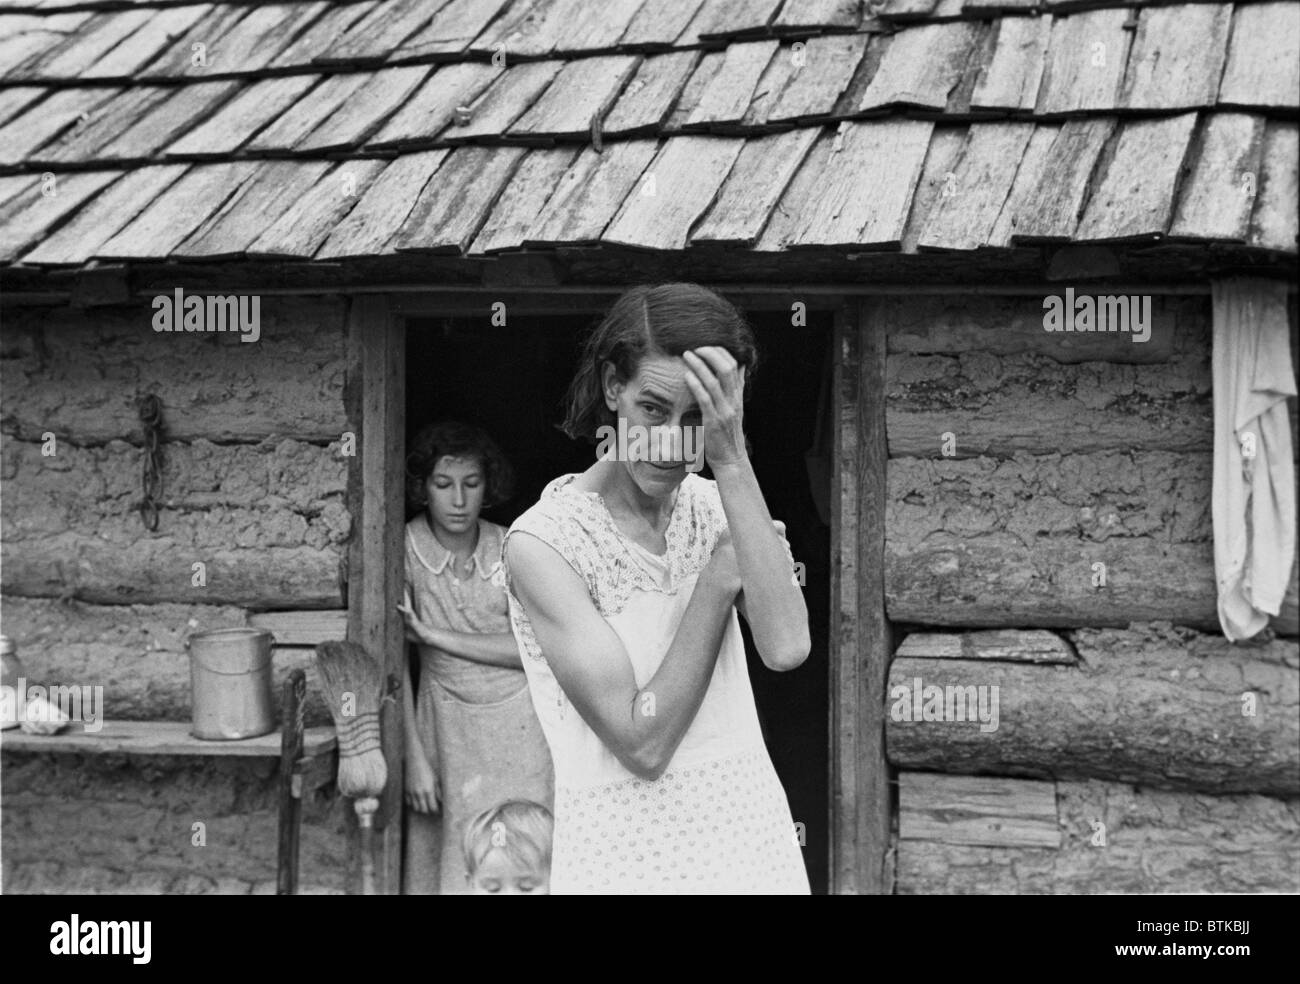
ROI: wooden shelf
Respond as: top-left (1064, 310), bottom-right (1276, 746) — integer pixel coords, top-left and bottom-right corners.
top-left (0, 720), bottom-right (336, 758)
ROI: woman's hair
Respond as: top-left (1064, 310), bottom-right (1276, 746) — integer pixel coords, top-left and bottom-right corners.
top-left (463, 800), bottom-right (554, 875)
top-left (560, 283), bottom-right (758, 442)
top-left (405, 421), bottom-right (515, 510)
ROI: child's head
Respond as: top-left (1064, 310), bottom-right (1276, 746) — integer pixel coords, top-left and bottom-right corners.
top-left (463, 800), bottom-right (553, 895)
top-left (405, 421), bottom-right (515, 538)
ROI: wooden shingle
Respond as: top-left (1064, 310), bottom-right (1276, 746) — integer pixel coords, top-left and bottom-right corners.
top-left (772, 0), bottom-right (862, 33)
top-left (245, 74), bottom-right (370, 153)
top-left (602, 136), bottom-right (744, 249)
top-left (168, 75), bottom-right (318, 157)
top-left (0, 169), bottom-right (120, 262)
top-left (666, 50), bottom-right (725, 128)
top-left (684, 40), bottom-right (778, 128)
top-left (297, 65), bottom-right (432, 152)
top-left (1169, 113), bottom-right (1266, 242)
top-left (88, 80), bottom-right (242, 162)
top-left (1075, 112), bottom-right (1198, 242)
top-left (986, 123), bottom-right (1057, 247)
top-left (142, 3), bottom-right (328, 78)
top-left (0, 85), bottom-right (47, 128)
top-left (918, 122), bottom-right (1035, 250)
top-left (0, 85), bottom-right (120, 166)
top-left (682, 0), bottom-right (784, 43)
top-left (604, 51), bottom-right (699, 135)
top-left (368, 62), bottom-right (502, 148)
top-left (1219, 2), bottom-right (1300, 110)
top-left (451, 60), bottom-right (563, 140)
top-left (470, 146), bottom-right (580, 253)
top-left (561, 0), bottom-right (651, 51)
top-left (316, 150), bottom-right (449, 259)
top-left (0, 11), bottom-right (91, 78)
top-left (396, 0), bottom-right (516, 58)
top-left (963, 0), bottom-right (1039, 13)
top-left (526, 140), bottom-right (659, 245)
top-left (177, 160), bottom-right (333, 258)
top-left (1248, 121), bottom-right (1299, 252)
top-left (620, 0), bottom-right (706, 47)
top-left (32, 85), bottom-right (174, 164)
top-left (692, 128), bottom-right (819, 246)
top-left (394, 145), bottom-right (527, 253)
top-left (876, 0), bottom-right (941, 21)
top-left (1035, 9), bottom-right (1132, 115)
top-left (1120, 4), bottom-right (1231, 111)
top-left (13, 7), bottom-right (153, 79)
top-left (268, 0), bottom-right (379, 68)
top-left (900, 125), bottom-right (968, 253)
top-left (477, 0), bottom-right (594, 58)
top-left (739, 42), bottom-right (800, 127)
top-left (859, 22), bottom-right (979, 111)
top-left (1007, 117), bottom-right (1112, 242)
top-left (509, 55), bottom-right (640, 139)
top-left (470, 0), bottom-right (549, 54)
top-left (81, 3), bottom-right (213, 79)
top-left (247, 159), bottom-right (388, 258)
top-left (317, 0), bottom-right (443, 64)
top-left (971, 13), bottom-right (1050, 113)
top-left (764, 33), bottom-right (869, 122)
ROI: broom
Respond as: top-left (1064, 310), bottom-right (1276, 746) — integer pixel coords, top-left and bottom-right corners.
top-left (314, 640), bottom-right (387, 895)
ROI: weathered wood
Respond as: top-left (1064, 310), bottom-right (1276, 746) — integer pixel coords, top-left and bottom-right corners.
top-left (1218, 1), bottom-right (1300, 109)
top-left (0, 721), bottom-right (337, 758)
top-left (395, 0), bottom-right (514, 58)
top-left (0, 11), bottom-right (90, 78)
top-left (0, 298), bottom-right (348, 443)
top-left (620, 0), bottom-right (706, 47)
top-left (985, 123), bottom-right (1056, 248)
top-left (888, 625), bottom-right (1300, 794)
top-left (682, 0), bottom-right (784, 43)
top-left (30, 84), bottom-right (172, 163)
top-left (858, 22), bottom-right (978, 111)
top-left (603, 50), bottom-right (699, 135)
top-left (0, 170), bottom-right (120, 262)
top-left (895, 630), bottom-right (1077, 665)
top-left (276, 670), bottom-right (307, 894)
top-left (1248, 121), bottom-right (1299, 252)
top-left (918, 122), bottom-right (1034, 251)
top-left (469, 146), bottom-right (579, 253)
top-left (368, 62), bottom-right (502, 148)
top-left (0, 85), bottom-right (45, 128)
top-left (91, 80), bottom-right (243, 162)
top-left (143, 3), bottom-right (328, 78)
top-left (1035, 9), bottom-right (1132, 115)
top-left (1169, 112), bottom-right (1266, 242)
top-left (468, 0), bottom-right (547, 53)
top-left (970, 13), bottom-right (1049, 112)
top-left (691, 128), bottom-right (819, 246)
top-left (602, 136), bottom-right (744, 250)
top-left (738, 43), bottom-right (799, 127)
top-left (451, 60), bottom-right (563, 140)
top-left (899, 774), bottom-right (1060, 848)
top-left (168, 75), bottom-right (319, 157)
top-left (876, 0), bottom-right (941, 19)
top-left (15, 7), bottom-right (153, 79)
top-left (684, 40), bottom-right (778, 128)
top-left (526, 140), bottom-right (659, 245)
top-left (509, 55), bottom-right (640, 138)
top-left (765, 33), bottom-right (869, 121)
top-left (962, 0), bottom-right (1039, 14)
top-left (897, 778), bottom-right (1300, 894)
top-left (81, 3), bottom-right (212, 78)
top-left (248, 160), bottom-right (388, 259)
top-left (665, 49), bottom-right (725, 128)
top-left (0, 85), bottom-right (119, 166)
top-left (1120, 4), bottom-right (1231, 111)
top-left (249, 611), bottom-right (350, 647)
top-left (474, 0), bottom-right (590, 57)
top-left (558, 0), bottom-right (650, 51)
top-left (394, 145), bottom-right (526, 253)
top-left (1075, 113), bottom-right (1198, 242)
top-left (316, 150), bottom-right (449, 259)
top-left (772, 0), bottom-right (861, 31)
top-left (296, 66), bottom-right (432, 152)
top-left (178, 160), bottom-right (333, 259)
top-left (317, 0), bottom-right (439, 64)
top-left (900, 125), bottom-right (968, 254)
top-left (246, 74), bottom-right (371, 153)
top-left (268, 0), bottom-right (379, 68)
top-left (1008, 117), bottom-right (1113, 242)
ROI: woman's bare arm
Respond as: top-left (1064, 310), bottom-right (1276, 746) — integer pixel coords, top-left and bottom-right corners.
top-left (507, 530), bottom-right (738, 781)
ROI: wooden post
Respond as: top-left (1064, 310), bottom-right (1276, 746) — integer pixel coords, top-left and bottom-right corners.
top-left (829, 301), bottom-right (894, 894)
top-left (345, 295), bottom-right (406, 895)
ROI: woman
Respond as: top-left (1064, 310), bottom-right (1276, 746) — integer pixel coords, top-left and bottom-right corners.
top-left (398, 421), bottom-right (553, 895)
top-left (502, 284), bottom-right (811, 893)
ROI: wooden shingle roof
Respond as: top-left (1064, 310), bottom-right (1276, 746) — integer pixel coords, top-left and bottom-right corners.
top-left (0, 0), bottom-right (1295, 280)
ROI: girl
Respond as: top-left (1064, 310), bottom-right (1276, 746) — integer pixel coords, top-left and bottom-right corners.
top-left (398, 421), bottom-right (553, 894)
top-left (502, 284), bottom-right (811, 893)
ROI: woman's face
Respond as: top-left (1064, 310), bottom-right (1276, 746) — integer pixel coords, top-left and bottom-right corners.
top-left (603, 353), bottom-right (705, 500)
top-left (424, 455), bottom-right (485, 539)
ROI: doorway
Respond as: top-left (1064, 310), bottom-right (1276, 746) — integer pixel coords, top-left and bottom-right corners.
top-left (403, 301), bottom-right (832, 892)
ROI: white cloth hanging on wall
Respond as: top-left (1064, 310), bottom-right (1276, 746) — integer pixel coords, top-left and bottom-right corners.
top-left (1211, 278), bottom-right (1297, 641)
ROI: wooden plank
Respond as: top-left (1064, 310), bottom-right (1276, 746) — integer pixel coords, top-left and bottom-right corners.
top-left (316, 150), bottom-right (450, 259)
top-left (1035, 8), bottom-right (1132, 114)
top-left (246, 74), bottom-right (370, 153)
top-left (177, 160), bottom-right (334, 259)
top-left (665, 49), bottom-right (725, 128)
top-left (509, 55), bottom-right (640, 138)
top-left (1120, 4), bottom-right (1231, 111)
top-left (247, 159), bottom-right (388, 258)
top-left (1008, 117), bottom-right (1113, 242)
top-left (898, 774), bottom-right (1060, 849)
top-left (900, 125), bottom-right (968, 253)
top-left (142, 3), bottom-right (329, 78)
top-left (468, 0), bottom-right (548, 54)
top-left (344, 293), bottom-right (406, 894)
top-left (14, 7), bottom-right (152, 79)
top-left (21, 164), bottom-right (187, 265)
top-left (1218, 2), bottom-right (1300, 109)
top-left (983, 123), bottom-right (1054, 247)
top-left (82, 2), bottom-right (212, 78)
top-left (367, 62), bottom-right (502, 148)
top-left (765, 33), bottom-right (869, 121)
top-left (87, 79), bottom-right (242, 161)
top-left (296, 64), bottom-right (432, 152)
top-left (894, 631), bottom-right (1078, 665)
top-left (560, 0), bottom-right (648, 51)
top-left (772, 0), bottom-right (861, 32)
top-left (876, 0), bottom-right (941, 20)
top-left (267, 0), bottom-right (379, 68)
top-left (971, 13), bottom-right (1050, 113)
top-left (395, 0), bottom-right (514, 58)
top-left (0, 169), bottom-right (120, 262)
top-left (450, 60), bottom-right (563, 140)
top-left (249, 611), bottom-right (350, 648)
top-left (684, 39), bottom-right (777, 128)
top-left (0, 11), bottom-right (90, 78)
top-left (317, 0), bottom-right (442, 64)
top-left (602, 135), bottom-right (744, 249)
top-left (0, 721), bottom-right (336, 758)
top-left (0, 85), bottom-right (120, 166)
top-left (393, 145), bottom-right (526, 253)
top-left (681, 0), bottom-right (784, 43)
top-left (859, 22), bottom-right (979, 111)
top-left (737, 40), bottom-right (799, 127)
top-left (1248, 121), bottom-right (1299, 252)
top-left (619, 0), bottom-right (705, 47)
top-left (469, 146), bottom-right (580, 253)
top-left (0, 173), bottom-right (36, 213)
top-left (95, 161), bottom-right (258, 260)
top-left (168, 74), bottom-right (318, 157)
top-left (783, 120), bottom-right (933, 248)
top-left (28, 85), bottom-right (173, 163)
top-left (525, 139), bottom-right (659, 244)
top-left (1169, 113), bottom-right (1266, 242)
top-left (918, 122), bottom-right (1034, 250)
top-left (691, 128), bottom-right (819, 246)
top-left (0, 84), bottom-right (47, 128)
top-left (1075, 113), bottom-right (1198, 242)
top-left (473, 0), bottom-right (593, 57)
top-left (603, 50), bottom-right (698, 135)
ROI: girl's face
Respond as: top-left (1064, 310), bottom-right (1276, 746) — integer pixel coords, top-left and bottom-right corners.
top-left (603, 353), bottom-right (705, 501)
top-left (424, 455), bottom-right (485, 540)
top-left (469, 847), bottom-right (549, 895)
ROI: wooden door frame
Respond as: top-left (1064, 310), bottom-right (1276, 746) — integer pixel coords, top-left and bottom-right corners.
top-left (346, 290), bottom-right (891, 895)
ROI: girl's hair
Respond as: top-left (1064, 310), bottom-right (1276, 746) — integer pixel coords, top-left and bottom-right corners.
top-left (463, 800), bottom-right (554, 875)
top-left (560, 283), bottom-right (758, 442)
top-left (405, 421), bottom-right (515, 511)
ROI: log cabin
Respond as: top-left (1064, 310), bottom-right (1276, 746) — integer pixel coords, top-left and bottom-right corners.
top-left (0, 0), bottom-right (1296, 895)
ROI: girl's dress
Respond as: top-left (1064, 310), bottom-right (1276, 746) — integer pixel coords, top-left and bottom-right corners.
top-left (500, 473), bottom-right (809, 894)
top-left (404, 516), bottom-right (554, 895)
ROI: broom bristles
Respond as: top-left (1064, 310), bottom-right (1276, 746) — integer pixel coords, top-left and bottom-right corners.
top-left (315, 641), bottom-right (387, 798)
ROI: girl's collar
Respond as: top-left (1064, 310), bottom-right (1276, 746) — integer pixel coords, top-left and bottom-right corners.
top-left (407, 517), bottom-right (502, 580)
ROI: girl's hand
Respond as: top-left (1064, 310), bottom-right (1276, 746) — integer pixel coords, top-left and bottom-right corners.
top-left (405, 750), bottom-right (440, 814)
top-left (397, 602), bottom-right (442, 648)
top-left (682, 347), bottom-right (747, 470)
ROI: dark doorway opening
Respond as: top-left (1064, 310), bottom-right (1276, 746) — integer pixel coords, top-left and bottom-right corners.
top-left (404, 304), bottom-right (831, 893)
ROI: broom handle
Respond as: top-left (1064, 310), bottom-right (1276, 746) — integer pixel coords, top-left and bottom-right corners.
top-left (356, 797), bottom-right (379, 895)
